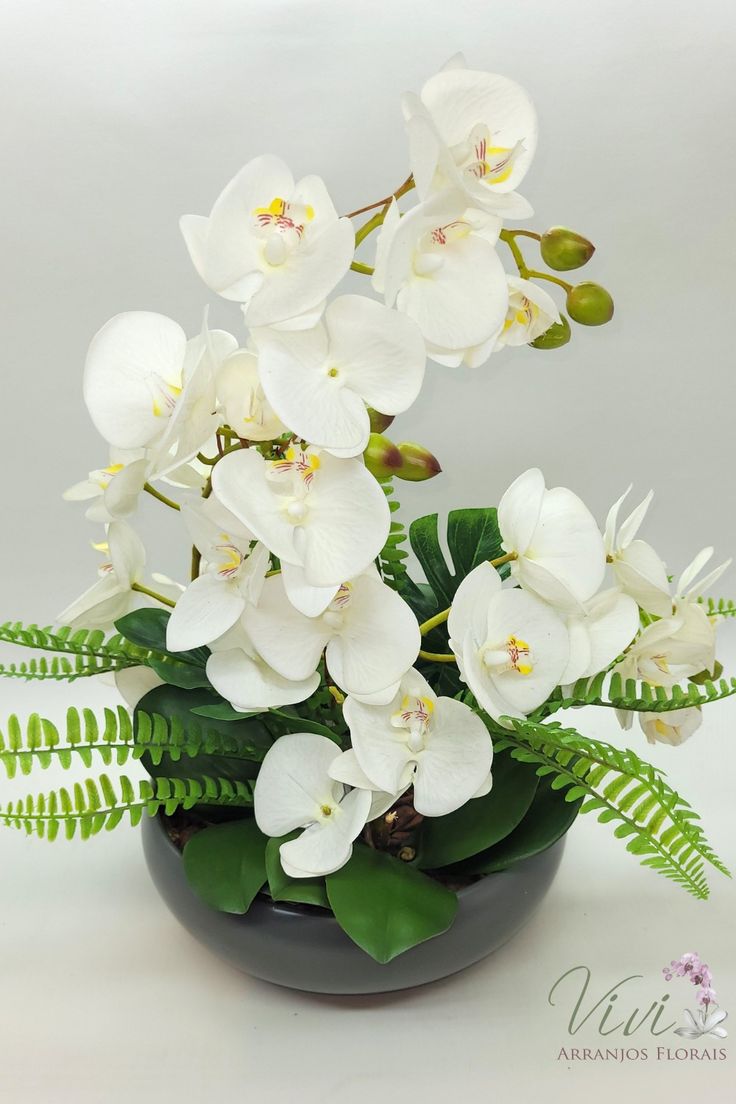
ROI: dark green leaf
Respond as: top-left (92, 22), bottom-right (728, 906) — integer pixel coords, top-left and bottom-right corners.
top-left (115, 609), bottom-right (209, 667)
top-left (327, 845), bottom-right (457, 963)
top-left (135, 685), bottom-right (271, 787)
top-left (409, 514), bottom-right (455, 608)
top-left (191, 702), bottom-right (262, 721)
top-left (183, 818), bottom-right (267, 914)
top-left (265, 835), bottom-right (330, 908)
top-left (268, 708), bottom-right (343, 743)
top-left (448, 776), bottom-right (581, 875)
top-left (417, 750), bottom-right (539, 868)
top-left (148, 654), bottom-right (212, 690)
top-left (409, 509), bottom-right (509, 628)
top-left (447, 507), bottom-right (505, 579)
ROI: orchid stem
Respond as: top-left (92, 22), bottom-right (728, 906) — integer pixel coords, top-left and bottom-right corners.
top-left (143, 483), bottom-right (181, 512)
top-left (132, 582), bottom-right (176, 609)
top-left (353, 174), bottom-right (415, 248)
top-left (350, 260), bottom-right (375, 276)
top-left (418, 552), bottom-right (517, 636)
top-left (418, 649), bottom-right (457, 664)
top-left (525, 269), bottom-right (573, 292)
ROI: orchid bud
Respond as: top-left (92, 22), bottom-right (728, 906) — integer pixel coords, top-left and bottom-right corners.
top-left (395, 441), bottom-right (442, 482)
top-left (566, 282), bottom-right (614, 326)
top-left (540, 227), bottom-right (595, 271)
top-left (530, 313), bottom-right (572, 349)
top-left (367, 407), bottom-right (395, 434)
top-left (363, 433), bottom-right (403, 479)
top-left (690, 661), bottom-right (723, 685)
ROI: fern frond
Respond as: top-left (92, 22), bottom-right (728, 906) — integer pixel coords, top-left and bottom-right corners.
top-left (0, 707), bottom-right (269, 779)
top-left (0, 773), bottom-right (254, 840)
top-left (544, 670), bottom-right (736, 715)
top-left (700, 597), bottom-right (736, 618)
top-left (0, 653), bottom-right (130, 682)
top-left (0, 621), bottom-right (149, 668)
top-left (377, 480), bottom-right (410, 589)
top-left (494, 717), bottom-right (729, 900)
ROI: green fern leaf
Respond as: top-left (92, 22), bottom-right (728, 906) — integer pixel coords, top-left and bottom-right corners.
top-left (544, 671), bottom-right (736, 715)
top-left (0, 707), bottom-right (269, 779)
top-left (492, 716), bottom-right (729, 900)
top-left (0, 773), bottom-right (254, 839)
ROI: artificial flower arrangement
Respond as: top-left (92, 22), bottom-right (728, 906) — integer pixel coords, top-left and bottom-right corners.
top-left (1, 55), bottom-right (734, 971)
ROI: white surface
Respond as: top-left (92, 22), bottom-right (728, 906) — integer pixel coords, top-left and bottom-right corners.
top-left (0, 662), bottom-right (735, 1102)
top-left (1, 2), bottom-right (736, 1099)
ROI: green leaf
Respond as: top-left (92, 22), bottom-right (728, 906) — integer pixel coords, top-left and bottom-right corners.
top-left (447, 508), bottom-right (505, 579)
top-left (183, 818), bottom-right (267, 914)
top-left (147, 654), bottom-right (213, 690)
top-left (135, 685), bottom-right (271, 786)
top-left (326, 845), bottom-right (458, 963)
top-left (493, 716), bottom-right (731, 900)
top-left (191, 702), bottom-right (261, 721)
top-left (417, 750), bottom-right (539, 868)
top-left (265, 835), bottom-right (330, 908)
top-left (451, 776), bottom-right (581, 875)
top-left (114, 609), bottom-right (208, 667)
top-left (409, 507), bottom-right (507, 611)
top-left (409, 513), bottom-right (455, 607)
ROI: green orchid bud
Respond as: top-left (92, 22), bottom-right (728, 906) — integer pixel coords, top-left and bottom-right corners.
top-left (530, 313), bottom-right (572, 349)
top-left (540, 226), bottom-right (595, 271)
top-left (367, 408), bottom-right (395, 434)
top-left (395, 441), bottom-right (442, 482)
top-left (690, 661), bottom-right (724, 685)
top-left (363, 433), bottom-right (403, 479)
top-left (566, 282), bottom-right (614, 326)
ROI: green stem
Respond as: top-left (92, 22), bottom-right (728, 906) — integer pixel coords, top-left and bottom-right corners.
top-left (353, 174), bottom-right (415, 248)
top-left (509, 229), bottom-right (541, 241)
top-left (419, 552), bottom-right (517, 636)
top-left (499, 229), bottom-right (529, 276)
top-left (143, 483), bottom-right (181, 512)
top-left (350, 260), bottom-right (375, 276)
top-left (525, 269), bottom-right (572, 292)
top-left (132, 583), bottom-right (176, 609)
top-left (419, 649), bottom-right (457, 664)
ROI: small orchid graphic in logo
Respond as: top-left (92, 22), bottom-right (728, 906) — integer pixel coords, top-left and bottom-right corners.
top-left (663, 952), bottom-right (728, 1040)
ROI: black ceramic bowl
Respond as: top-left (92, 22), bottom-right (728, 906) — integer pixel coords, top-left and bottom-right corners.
top-left (142, 813), bottom-right (565, 995)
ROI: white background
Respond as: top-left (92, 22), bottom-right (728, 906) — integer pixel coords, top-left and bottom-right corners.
top-left (1, 1), bottom-right (735, 1100)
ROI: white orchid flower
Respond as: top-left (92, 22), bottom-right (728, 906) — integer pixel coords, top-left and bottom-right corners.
top-left (212, 445), bottom-right (390, 588)
top-left (402, 56), bottom-right (537, 218)
top-left (83, 311), bottom-right (237, 471)
top-left (180, 155), bottom-right (354, 328)
top-left (335, 668), bottom-right (493, 818)
top-left (216, 348), bottom-right (286, 443)
top-left (495, 276), bottom-right (561, 348)
top-left (430, 275), bottom-right (561, 368)
top-left (614, 605), bottom-right (716, 687)
top-left (675, 1005), bottom-right (728, 1040)
top-left (371, 190), bottom-right (508, 362)
top-left (640, 707), bottom-right (703, 747)
top-left (674, 546), bottom-right (732, 607)
top-left (165, 497), bottom-right (270, 652)
top-left (254, 732), bottom-right (372, 878)
top-left (206, 621), bottom-right (320, 713)
top-left (253, 295), bottom-right (426, 457)
top-left (57, 521), bottom-right (145, 630)
top-left (499, 468), bottom-right (606, 610)
top-left (449, 562), bottom-right (569, 723)
top-left (246, 571), bottom-right (420, 699)
top-left (63, 449), bottom-right (150, 522)
top-left (604, 486), bottom-right (672, 617)
top-left (561, 588), bottom-right (640, 685)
